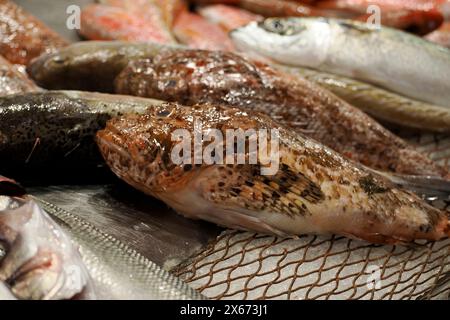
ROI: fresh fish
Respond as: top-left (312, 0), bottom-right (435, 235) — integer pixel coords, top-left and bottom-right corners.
top-left (27, 41), bottom-right (179, 93)
top-left (314, 0), bottom-right (448, 14)
top-left (0, 177), bottom-right (203, 300)
top-left (114, 49), bottom-right (448, 177)
top-left (0, 177), bottom-right (94, 300)
top-left (0, 91), bottom-right (163, 171)
top-left (173, 10), bottom-right (236, 50)
top-left (231, 18), bottom-right (450, 108)
top-left (79, 4), bottom-right (174, 43)
top-left (198, 4), bottom-right (263, 32)
top-left (277, 65), bottom-right (450, 132)
top-left (355, 8), bottom-right (443, 35)
top-left (93, 0), bottom-right (175, 42)
top-left (189, 0), bottom-right (326, 17)
top-left (0, 55), bottom-right (40, 96)
top-left (426, 22), bottom-right (450, 48)
top-left (153, 0), bottom-right (188, 28)
top-left (96, 103), bottom-right (450, 244)
top-left (0, 0), bottom-right (68, 66)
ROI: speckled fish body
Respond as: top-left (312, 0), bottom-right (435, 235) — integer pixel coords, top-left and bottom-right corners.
top-left (96, 103), bottom-right (450, 244)
top-left (27, 41), bottom-right (180, 93)
top-left (0, 55), bottom-right (40, 96)
top-left (277, 65), bottom-right (450, 132)
top-left (0, 177), bottom-right (94, 300)
top-left (0, 0), bottom-right (68, 66)
top-left (0, 91), bottom-right (163, 170)
top-left (114, 49), bottom-right (448, 177)
top-left (231, 18), bottom-right (450, 108)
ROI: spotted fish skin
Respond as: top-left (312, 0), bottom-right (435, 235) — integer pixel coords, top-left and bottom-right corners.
top-left (96, 103), bottom-right (450, 244)
top-left (0, 91), bottom-right (162, 170)
top-left (114, 49), bottom-right (448, 178)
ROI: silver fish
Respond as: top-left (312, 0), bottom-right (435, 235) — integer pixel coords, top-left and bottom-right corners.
top-left (277, 65), bottom-right (450, 132)
top-left (231, 18), bottom-right (450, 108)
top-left (0, 195), bottom-right (94, 300)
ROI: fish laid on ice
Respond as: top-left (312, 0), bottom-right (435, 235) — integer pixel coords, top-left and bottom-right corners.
top-left (27, 41), bottom-right (178, 93)
top-left (0, 55), bottom-right (40, 96)
top-left (0, 177), bottom-right (94, 300)
top-left (277, 65), bottom-right (450, 132)
top-left (96, 103), bottom-right (450, 244)
top-left (231, 18), bottom-right (450, 108)
top-left (198, 4), bottom-right (263, 32)
top-left (114, 49), bottom-right (448, 177)
top-left (79, 4), bottom-right (174, 43)
top-left (0, 91), bottom-right (163, 170)
top-left (0, 0), bottom-right (68, 66)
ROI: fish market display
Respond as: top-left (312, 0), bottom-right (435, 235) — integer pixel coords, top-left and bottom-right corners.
top-left (35, 198), bottom-right (205, 300)
top-left (114, 49), bottom-right (448, 177)
top-left (231, 18), bottom-right (450, 108)
top-left (426, 22), bottom-right (450, 48)
top-left (96, 103), bottom-right (450, 244)
top-left (79, 4), bottom-right (174, 43)
top-left (0, 176), bottom-right (94, 300)
top-left (189, 0), bottom-right (325, 18)
top-left (28, 41), bottom-right (178, 92)
top-left (0, 0), bottom-right (68, 66)
top-left (315, 0), bottom-right (449, 15)
top-left (277, 65), bottom-right (450, 132)
top-left (198, 4), bottom-right (263, 32)
top-left (0, 91), bottom-right (163, 170)
top-left (82, 0), bottom-right (175, 43)
top-left (173, 10), bottom-right (235, 50)
top-left (0, 55), bottom-right (40, 96)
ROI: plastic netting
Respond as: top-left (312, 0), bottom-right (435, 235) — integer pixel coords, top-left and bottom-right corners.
top-left (173, 132), bottom-right (450, 300)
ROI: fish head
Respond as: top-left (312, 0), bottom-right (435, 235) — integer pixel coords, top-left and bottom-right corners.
top-left (96, 103), bottom-right (203, 197)
top-left (231, 18), bottom-right (332, 68)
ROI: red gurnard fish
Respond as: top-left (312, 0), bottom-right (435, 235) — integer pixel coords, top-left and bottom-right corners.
top-left (198, 4), bottom-right (263, 32)
top-left (80, 3), bottom-right (174, 43)
top-left (173, 10), bottom-right (236, 50)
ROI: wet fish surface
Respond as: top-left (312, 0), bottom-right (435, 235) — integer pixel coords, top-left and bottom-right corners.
top-left (0, 176), bottom-right (94, 300)
top-left (0, 0), bottom-right (68, 66)
top-left (231, 18), bottom-right (450, 108)
top-left (277, 65), bottom-right (450, 132)
top-left (173, 10), bottom-right (235, 51)
top-left (0, 91), bottom-right (163, 171)
top-left (114, 49), bottom-right (448, 177)
top-left (27, 41), bottom-right (179, 93)
top-left (0, 55), bottom-right (40, 96)
top-left (96, 103), bottom-right (450, 244)
top-left (0, 176), bottom-right (203, 300)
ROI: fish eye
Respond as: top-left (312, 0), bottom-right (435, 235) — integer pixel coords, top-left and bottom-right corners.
top-left (261, 19), bottom-right (302, 36)
top-left (156, 110), bottom-right (171, 118)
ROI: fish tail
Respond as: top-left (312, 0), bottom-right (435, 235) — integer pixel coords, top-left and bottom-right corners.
top-left (377, 171), bottom-right (450, 201)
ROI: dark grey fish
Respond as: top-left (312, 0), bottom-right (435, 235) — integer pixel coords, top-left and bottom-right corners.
top-left (28, 41), bottom-right (179, 93)
top-left (0, 91), bottom-right (162, 170)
